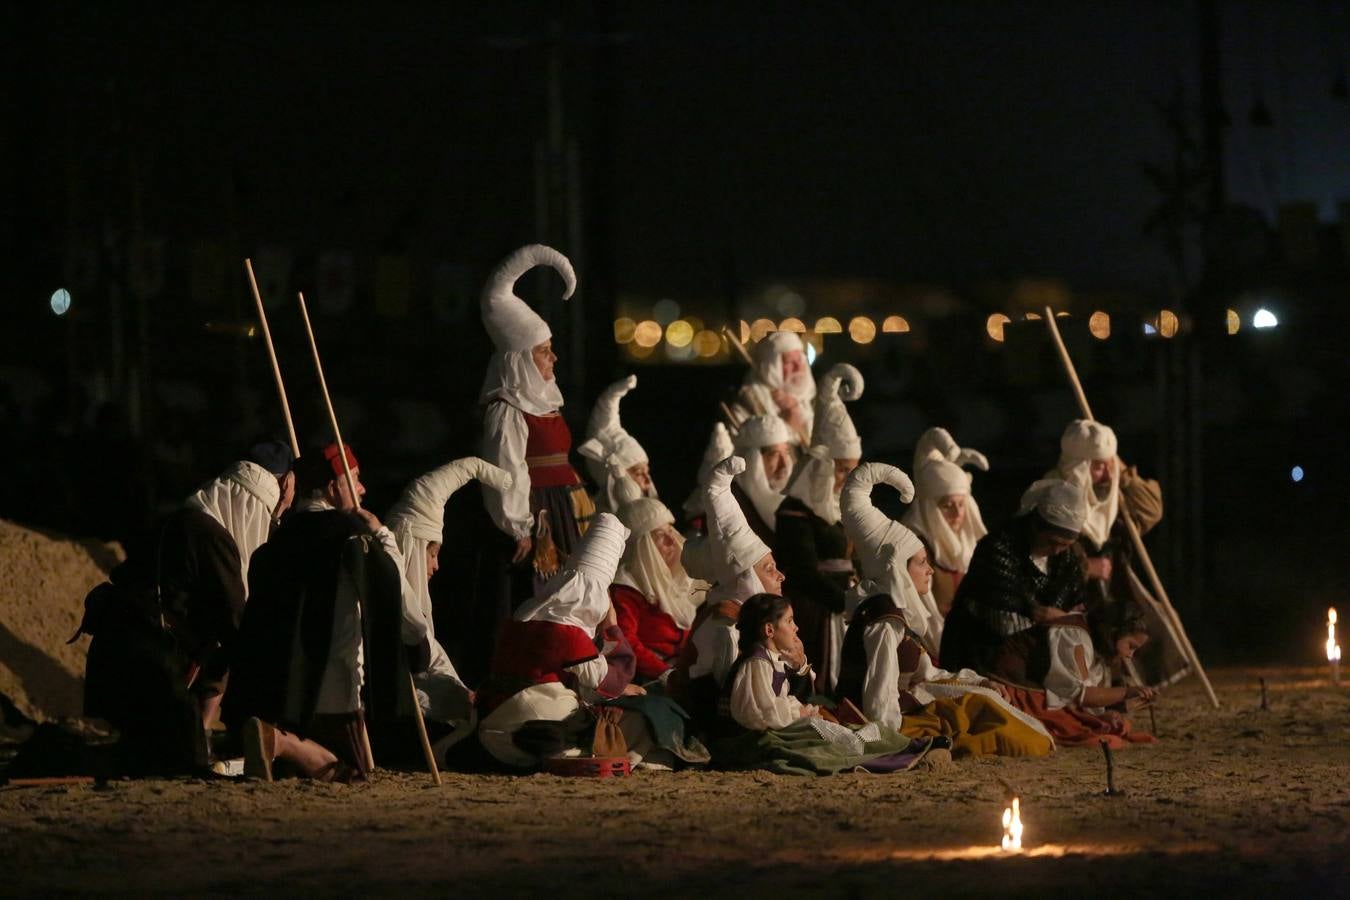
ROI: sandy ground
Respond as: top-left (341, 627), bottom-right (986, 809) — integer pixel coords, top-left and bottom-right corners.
top-left (1, 666), bottom-right (1347, 898)
top-left (0, 518), bottom-right (122, 729)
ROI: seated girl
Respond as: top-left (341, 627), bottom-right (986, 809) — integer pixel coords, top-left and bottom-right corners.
top-left (714, 594), bottom-right (935, 775)
top-left (989, 598), bottom-right (1158, 749)
top-left (834, 532), bottom-right (1053, 759)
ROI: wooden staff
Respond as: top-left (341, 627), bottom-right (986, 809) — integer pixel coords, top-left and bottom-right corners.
top-left (296, 292), bottom-right (443, 785)
top-left (1043, 307), bottom-right (1220, 709)
top-left (243, 259), bottom-right (300, 457)
top-left (721, 325), bottom-right (755, 366)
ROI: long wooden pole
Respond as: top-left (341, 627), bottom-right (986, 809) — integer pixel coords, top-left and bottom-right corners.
top-left (243, 259), bottom-right (300, 457)
top-left (1043, 307), bottom-right (1220, 709)
top-left (296, 292), bottom-right (443, 784)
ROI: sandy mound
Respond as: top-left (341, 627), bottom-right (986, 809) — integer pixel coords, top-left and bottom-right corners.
top-left (0, 519), bottom-right (123, 726)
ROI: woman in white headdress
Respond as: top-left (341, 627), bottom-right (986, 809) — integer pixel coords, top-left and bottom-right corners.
top-left (476, 513), bottom-right (640, 766)
top-left (938, 479), bottom-right (1090, 674)
top-left (834, 554), bottom-right (1054, 758)
top-left (730, 414), bottom-right (795, 542)
top-left (840, 463), bottom-right (946, 659)
top-left (478, 244), bottom-right (596, 595)
top-left (384, 456), bottom-right (512, 749)
top-left (577, 375), bottom-right (656, 516)
top-left (608, 475), bottom-right (700, 683)
top-left (728, 332), bottom-right (816, 446)
top-left (775, 363), bottom-right (864, 690)
top-left (668, 456), bottom-right (788, 728)
top-left (902, 427), bottom-right (990, 616)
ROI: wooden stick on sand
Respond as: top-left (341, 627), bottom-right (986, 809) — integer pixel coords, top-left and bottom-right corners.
top-left (296, 292), bottom-right (443, 785)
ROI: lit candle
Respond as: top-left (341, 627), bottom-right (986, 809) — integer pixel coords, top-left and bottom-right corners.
top-left (1329, 608), bottom-right (1342, 686)
top-left (1001, 796), bottom-right (1023, 852)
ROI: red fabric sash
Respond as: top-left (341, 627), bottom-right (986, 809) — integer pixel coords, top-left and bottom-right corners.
top-left (999, 683), bottom-right (1156, 749)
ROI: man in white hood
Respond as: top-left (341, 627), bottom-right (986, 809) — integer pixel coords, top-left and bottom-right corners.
top-left (384, 456), bottom-right (512, 754)
top-left (577, 375), bottom-right (656, 516)
top-left (729, 332), bottom-right (816, 446)
top-left (902, 427), bottom-right (990, 616)
top-left (1049, 419), bottom-right (1163, 586)
top-left (775, 363), bottom-right (864, 690)
top-left (80, 459), bottom-right (288, 775)
top-left (730, 414), bottom-right (794, 543)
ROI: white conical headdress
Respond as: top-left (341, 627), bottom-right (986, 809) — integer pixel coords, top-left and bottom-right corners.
top-left (840, 462), bottom-right (916, 581)
top-left (683, 422), bottom-right (736, 516)
top-left (902, 428), bottom-right (989, 572)
top-left (812, 363), bottom-right (864, 459)
top-left (613, 472), bottom-right (673, 541)
top-left (386, 456), bottom-right (513, 544)
top-left (578, 375), bottom-right (652, 513)
top-left (480, 244), bottom-right (577, 352)
top-left (783, 444), bottom-right (842, 524)
top-left (912, 426), bottom-right (989, 474)
top-left (516, 512), bottom-right (629, 633)
top-left (703, 456), bottom-right (771, 583)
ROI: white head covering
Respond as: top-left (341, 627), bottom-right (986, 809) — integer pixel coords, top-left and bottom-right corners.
top-left (732, 414), bottom-right (794, 530)
top-left (612, 477), bottom-right (697, 629)
top-left (1019, 478), bottom-right (1089, 534)
top-left (577, 375), bottom-right (653, 513)
top-left (478, 244), bottom-right (577, 416)
top-left (696, 456), bottom-right (771, 603)
top-left (1050, 419), bottom-right (1119, 547)
top-left (515, 512), bottom-right (629, 633)
top-left (683, 422), bottom-right (736, 516)
top-left (749, 332), bottom-right (816, 403)
top-left (385, 457), bottom-right (513, 642)
top-left (783, 363), bottom-right (863, 524)
top-left (902, 428), bottom-right (989, 573)
top-left (840, 462), bottom-right (944, 657)
top-left (812, 363), bottom-right (864, 459)
top-left (841, 463), bottom-right (915, 580)
top-left (186, 460), bottom-right (280, 597)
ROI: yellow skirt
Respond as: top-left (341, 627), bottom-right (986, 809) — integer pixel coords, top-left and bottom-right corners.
top-left (899, 693), bottom-right (1053, 758)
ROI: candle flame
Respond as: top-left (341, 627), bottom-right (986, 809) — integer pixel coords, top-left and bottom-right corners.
top-left (1001, 797), bottom-right (1023, 852)
top-left (1330, 608), bottom-right (1342, 664)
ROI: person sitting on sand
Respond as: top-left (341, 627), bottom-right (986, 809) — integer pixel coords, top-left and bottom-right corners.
top-left (224, 443), bottom-right (432, 782)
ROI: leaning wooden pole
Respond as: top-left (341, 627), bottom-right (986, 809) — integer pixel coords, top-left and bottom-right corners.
top-left (243, 259), bottom-right (300, 457)
top-left (1043, 307), bottom-right (1220, 709)
top-left (296, 292), bottom-right (443, 784)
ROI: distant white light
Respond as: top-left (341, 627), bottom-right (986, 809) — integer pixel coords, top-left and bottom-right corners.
top-left (1291, 465), bottom-right (1304, 483)
top-left (805, 341), bottom-right (818, 366)
top-left (1253, 308), bottom-right (1279, 329)
top-left (1142, 322), bottom-right (1157, 335)
top-left (50, 288), bottom-right (71, 316)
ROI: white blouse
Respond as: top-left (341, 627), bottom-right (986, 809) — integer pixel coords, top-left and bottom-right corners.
top-left (861, 619), bottom-right (983, 730)
top-left (687, 615), bottom-right (739, 686)
top-left (1043, 626), bottom-right (1109, 711)
top-left (729, 647), bottom-right (813, 731)
top-left (481, 402), bottom-right (533, 540)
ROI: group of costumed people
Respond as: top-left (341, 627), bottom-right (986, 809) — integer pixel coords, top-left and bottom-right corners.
top-left (74, 243), bottom-right (1167, 782)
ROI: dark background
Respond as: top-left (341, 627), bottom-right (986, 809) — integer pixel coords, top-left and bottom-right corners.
top-left (3, 1), bottom-right (1347, 665)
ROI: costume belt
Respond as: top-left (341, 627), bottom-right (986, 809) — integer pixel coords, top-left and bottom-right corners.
top-left (526, 452), bottom-right (569, 469)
